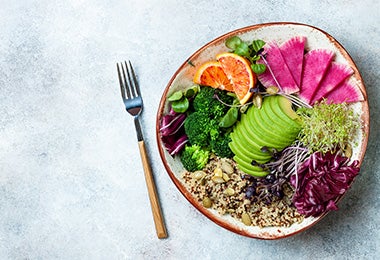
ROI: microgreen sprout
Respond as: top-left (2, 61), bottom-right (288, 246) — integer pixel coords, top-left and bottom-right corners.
top-left (296, 100), bottom-right (360, 154)
top-left (245, 141), bottom-right (310, 204)
top-left (225, 36), bottom-right (267, 74)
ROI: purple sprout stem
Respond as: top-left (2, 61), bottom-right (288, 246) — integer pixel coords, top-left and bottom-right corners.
top-left (259, 54), bottom-right (283, 93)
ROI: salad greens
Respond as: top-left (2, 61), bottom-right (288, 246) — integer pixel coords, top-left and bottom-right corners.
top-left (168, 85), bottom-right (200, 113)
top-left (225, 36), bottom-right (266, 74)
top-left (296, 99), bottom-right (360, 154)
top-left (160, 34), bottom-right (364, 220)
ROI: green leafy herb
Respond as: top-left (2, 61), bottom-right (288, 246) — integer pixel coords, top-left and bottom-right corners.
top-left (168, 90), bottom-right (183, 101)
top-left (225, 36), bottom-right (242, 50)
top-left (296, 100), bottom-right (360, 154)
top-left (251, 63), bottom-right (266, 74)
top-left (234, 42), bottom-right (250, 56)
top-left (171, 97), bottom-right (189, 113)
top-left (251, 39), bottom-right (266, 52)
top-left (168, 85), bottom-right (200, 113)
top-left (219, 107), bottom-right (238, 128)
top-left (225, 36), bottom-right (267, 74)
top-left (184, 85), bottom-right (200, 98)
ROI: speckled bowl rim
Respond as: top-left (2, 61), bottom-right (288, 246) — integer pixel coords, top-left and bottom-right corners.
top-left (156, 22), bottom-right (370, 239)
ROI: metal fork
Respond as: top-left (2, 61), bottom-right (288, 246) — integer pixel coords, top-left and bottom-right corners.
top-left (117, 61), bottom-right (167, 239)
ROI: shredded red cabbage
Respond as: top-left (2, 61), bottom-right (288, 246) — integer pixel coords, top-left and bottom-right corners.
top-left (290, 151), bottom-right (360, 217)
top-left (160, 110), bottom-right (188, 155)
top-left (160, 113), bottom-right (187, 137)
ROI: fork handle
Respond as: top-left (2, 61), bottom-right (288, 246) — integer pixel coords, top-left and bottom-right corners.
top-left (138, 140), bottom-right (168, 239)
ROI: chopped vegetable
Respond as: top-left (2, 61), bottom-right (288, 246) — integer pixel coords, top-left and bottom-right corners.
top-left (184, 86), bottom-right (235, 148)
top-left (180, 144), bottom-right (210, 172)
top-left (162, 134), bottom-right (188, 156)
top-left (160, 107), bottom-right (188, 155)
top-left (290, 151), bottom-right (360, 217)
top-left (210, 133), bottom-right (234, 158)
top-left (192, 87), bottom-right (233, 118)
top-left (184, 111), bottom-right (218, 147)
top-left (160, 113), bottom-right (186, 137)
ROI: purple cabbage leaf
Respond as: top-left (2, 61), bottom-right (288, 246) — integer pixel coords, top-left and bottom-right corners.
top-left (290, 151), bottom-right (360, 217)
top-left (160, 110), bottom-right (188, 155)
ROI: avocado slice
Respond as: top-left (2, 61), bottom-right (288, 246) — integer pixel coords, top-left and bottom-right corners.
top-left (229, 139), bottom-right (269, 163)
top-left (267, 95), bottom-right (301, 129)
top-left (261, 96), bottom-right (301, 136)
top-left (230, 128), bottom-right (272, 163)
top-left (246, 105), bottom-right (296, 144)
top-left (245, 108), bottom-right (293, 148)
top-left (233, 155), bottom-right (268, 177)
top-left (239, 114), bottom-right (286, 150)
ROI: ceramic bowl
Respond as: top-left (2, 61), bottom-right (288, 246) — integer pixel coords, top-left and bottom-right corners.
top-left (156, 22), bottom-right (369, 239)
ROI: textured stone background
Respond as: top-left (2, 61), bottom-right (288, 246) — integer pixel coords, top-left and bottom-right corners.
top-left (0, 0), bottom-right (379, 259)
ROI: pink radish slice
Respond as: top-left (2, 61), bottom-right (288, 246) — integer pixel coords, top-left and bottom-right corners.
top-left (280, 36), bottom-right (306, 87)
top-left (257, 41), bottom-right (299, 94)
top-left (311, 62), bottom-right (353, 105)
top-left (299, 49), bottom-right (334, 104)
top-left (325, 81), bottom-right (364, 104)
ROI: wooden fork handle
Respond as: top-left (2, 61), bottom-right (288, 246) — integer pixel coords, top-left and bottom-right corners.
top-left (138, 140), bottom-right (168, 239)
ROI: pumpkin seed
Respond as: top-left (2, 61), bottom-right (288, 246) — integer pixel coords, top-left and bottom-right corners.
top-left (266, 86), bottom-right (279, 95)
top-left (202, 197), bottom-right (212, 208)
top-left (224, 187), bottom-right (235, 196)
top-left (222, 173), bottom-right (230, 182)
top-left (191, 170), bottom-right (206, 180)
top-left (241, 212), bottom-right (252, 226)
top-left (344, 144), bottom-right (352, 158)
top-left (221, 161), bottom-right (234, 174)
top-left (211, 176), bottom-right (225, 183)
top-left (213, 168), bottom-right (223, 178)
top-left (253, 94), bottom-right (262, 108)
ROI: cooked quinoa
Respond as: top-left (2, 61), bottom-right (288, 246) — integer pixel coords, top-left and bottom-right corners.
top-left (181, 155), bottom-right (304, 228)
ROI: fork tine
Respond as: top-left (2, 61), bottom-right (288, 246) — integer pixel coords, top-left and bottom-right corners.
top-left (125, 61), bottom-right (137, 98)
top-left (120, 62), bottom-right (132, 99)
top-left (116, 63), bottom-right (126, 100)
top-left (128, 60), bottom-right (141, 97)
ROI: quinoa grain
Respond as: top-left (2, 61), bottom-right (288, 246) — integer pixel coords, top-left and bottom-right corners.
top-left (182, 156), bottom-right (304, 228)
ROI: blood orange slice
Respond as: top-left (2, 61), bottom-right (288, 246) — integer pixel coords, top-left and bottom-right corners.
top-left (216, 52), bottom-right (256, 104)
top-left (193, 61), bottom-right (234, 91)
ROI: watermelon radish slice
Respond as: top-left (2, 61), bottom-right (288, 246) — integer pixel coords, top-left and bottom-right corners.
top-left (311, 62), bottom-right (353, 105)
top-left (280, 36), bottom-right (306, 87)
top-left (258, 41), bottom-right (299, 94)
top-left (299, 49), bottom-right (334, 104)
top-left (325, 81), bottom-right (364, 104)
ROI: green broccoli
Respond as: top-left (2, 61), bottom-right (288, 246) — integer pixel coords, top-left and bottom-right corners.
top-left (180, 144), bottom-right (210, 172)
top-left (211, 132), bottom-right (234, 158)
top-left (184, 111), bottom-right (218, 147)
top-left (192, 87), bottom-right (233, 118)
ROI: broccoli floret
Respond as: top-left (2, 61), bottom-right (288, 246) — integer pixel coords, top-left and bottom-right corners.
top-left (211, 133), bottom-right (234, 158)
top-left (193, 87), bottom-right (233, 118)
top-left (180, 144), bottom-right (210, 172)
top-left (184, 111), bottom-right (219, 146)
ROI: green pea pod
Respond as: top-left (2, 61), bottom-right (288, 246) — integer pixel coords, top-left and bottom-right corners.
top-left (219, 107), bottom-right (238, 128)
top-left (171, 97), bottom-right (189, 113)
